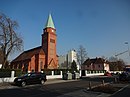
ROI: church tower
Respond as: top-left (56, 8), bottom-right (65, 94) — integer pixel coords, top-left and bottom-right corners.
top-left (42, 14), bottom-right (58, 69)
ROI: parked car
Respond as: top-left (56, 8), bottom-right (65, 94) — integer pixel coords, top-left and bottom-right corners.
top-left (14, 72), bottom-right (47, 87)
top-left (111, 72), bottom-right (120, 76)
top-left (104, 72), bottom-right (112, 76)
top-left (119, 72), bottom-right (130, 81)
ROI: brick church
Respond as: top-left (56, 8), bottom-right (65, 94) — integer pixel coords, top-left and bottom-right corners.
top-left (11, 14), bottom-right (58, 72)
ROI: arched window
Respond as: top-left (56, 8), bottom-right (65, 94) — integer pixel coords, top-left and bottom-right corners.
top-left (40, 61), bottom-right (43, 70)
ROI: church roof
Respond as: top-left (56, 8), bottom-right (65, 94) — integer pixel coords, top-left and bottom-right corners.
top-left (45, 13), bottom-right (55, 29)
top-left (12, 46), bottom-right (45, 62)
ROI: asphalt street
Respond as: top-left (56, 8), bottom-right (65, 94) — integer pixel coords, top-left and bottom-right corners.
top-left (0, 80), bottom-right (100, 97)
top-left (0, 76), bottom-right (129, 97)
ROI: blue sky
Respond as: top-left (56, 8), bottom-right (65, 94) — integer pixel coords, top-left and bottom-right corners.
top-left (0, 0), bottom-right (130, 64)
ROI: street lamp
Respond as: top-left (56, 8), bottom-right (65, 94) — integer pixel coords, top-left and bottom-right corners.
top-left (125, 42), bottom-right (130, 56)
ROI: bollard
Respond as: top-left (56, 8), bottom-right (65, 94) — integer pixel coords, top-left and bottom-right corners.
top-left (114, 77), bottom-right (117, 83)
top-left (89, 81), bottom-right (92, 89)
top-left (102, 80), bottom-right (105, 86)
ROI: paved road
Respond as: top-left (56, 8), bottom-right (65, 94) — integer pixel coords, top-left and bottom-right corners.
top-left (0, 76), bottom-right (120, 97)
top-left (0, 79), bottom-right (100, 97)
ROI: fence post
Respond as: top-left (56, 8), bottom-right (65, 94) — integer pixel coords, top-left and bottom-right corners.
top-left (85, 70), bottom-right (88, 76)
top-left (60, 71), bottom-right (63, 76)
top-left (89, 81), bottom-right (92, 89)
top-left (11, 71), bottom-right (15, 78)
top-left (79, 70), bottom-right (82, 77)
top-left (52, 71), bottom-right (54, 76)
top-left (102, 80), bottom-right (105, 86)
top-left (60, 71), bottom-right (63, 79)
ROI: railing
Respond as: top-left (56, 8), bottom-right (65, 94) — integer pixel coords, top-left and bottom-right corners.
top-left (83, 70), bottom-right (106, 76)
top-left (83, 70), bottom-right (123, 76)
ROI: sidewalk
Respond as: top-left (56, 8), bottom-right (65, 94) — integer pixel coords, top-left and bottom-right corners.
top-left (45, 78), bottom-right (79, 85)
top-left (57, 82), bottom-right (130, 97)
top-left (110, 84), bottom-right (130, 97)
top-left (0, 82), bottom-right (13, 89)
top-left (57, 88), bottom-right (111, 97)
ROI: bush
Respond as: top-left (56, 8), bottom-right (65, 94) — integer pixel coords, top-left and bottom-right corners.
top-left (0, 69), bottom-right (11, 78)
top-left (0, 69), bottom-right (79, 77)
top-left (54, 70), bottom-right (60, 75)
top-left (14, 69), bottom-right (22, 77)
top-left (0, 69), bottom-right (22, 77)
top-left (43, 69), bottom-right (52, 75)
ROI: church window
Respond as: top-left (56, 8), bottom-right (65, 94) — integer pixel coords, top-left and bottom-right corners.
top-left (40, 61), bottom-right (43, 70)
top-left (50, 39), bottom-right (55, 43)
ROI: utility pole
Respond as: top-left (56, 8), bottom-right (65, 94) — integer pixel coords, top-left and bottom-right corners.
top-left (115, 42), bottom-right (130, 57)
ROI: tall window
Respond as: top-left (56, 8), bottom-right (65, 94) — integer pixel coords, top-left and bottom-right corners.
top-left (50, 39), bottom-right (55, 43)
top-left (40, 61), bottom-right (43, 70)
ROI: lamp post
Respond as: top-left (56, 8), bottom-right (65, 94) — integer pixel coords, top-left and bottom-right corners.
top-left (125, 42), bottom-right (130, 56)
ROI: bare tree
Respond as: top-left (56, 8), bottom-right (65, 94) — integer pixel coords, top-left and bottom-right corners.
top-left (0, 13), bottom-right (23, 69)
top-left (0, 48), bottom-right (3, 64)
top-left (77, 45), bottom-right (88, 67)
top-left (109, 56), bottom-right (118, 62)
top-left (108, 56), bottom-right (126, 71)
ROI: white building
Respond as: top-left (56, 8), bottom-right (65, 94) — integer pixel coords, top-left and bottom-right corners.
top-left (58, 55), bottom-right (66, 68)
top-left (68, 50), bottom-right (77, 63)
top-left (58, 49), bottom-right (80, 70)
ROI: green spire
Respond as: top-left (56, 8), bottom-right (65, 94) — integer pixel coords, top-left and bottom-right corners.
top-left (45, 13), bottom-right (55, 29)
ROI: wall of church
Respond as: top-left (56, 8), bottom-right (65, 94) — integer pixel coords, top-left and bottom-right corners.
top-left (38, 54), bottom-right (45, 71)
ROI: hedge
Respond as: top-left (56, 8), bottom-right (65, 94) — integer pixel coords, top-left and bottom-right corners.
top-left (0, 69), bottom-right (80, 77)
top-left (0, 69), bottom-right (22, 77)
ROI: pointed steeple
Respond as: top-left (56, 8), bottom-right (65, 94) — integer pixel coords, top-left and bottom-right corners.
top-left (45, 13), bottom-right (55, 29)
